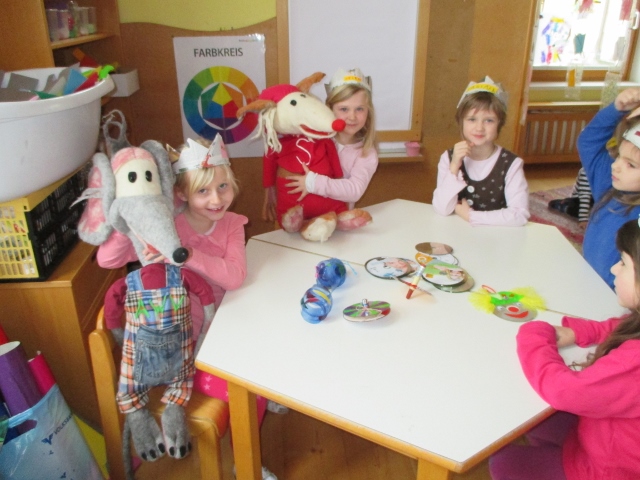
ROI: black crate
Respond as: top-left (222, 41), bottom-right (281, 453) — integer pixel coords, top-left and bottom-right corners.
top-left (0, 164), bottom-right (90, 282)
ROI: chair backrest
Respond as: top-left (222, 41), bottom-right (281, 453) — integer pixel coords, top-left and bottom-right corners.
top-left (89, 306), bottom-right (128, 480)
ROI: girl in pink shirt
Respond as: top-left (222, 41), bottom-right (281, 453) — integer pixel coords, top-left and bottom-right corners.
top-left (490, 218), bottom-right (640, 480)
top-left (283, 67), bottom-right (378, 211)
top-left (432, 76), bottom-right (529, 226)
top-left (98, 135), bottom-right (277, 480)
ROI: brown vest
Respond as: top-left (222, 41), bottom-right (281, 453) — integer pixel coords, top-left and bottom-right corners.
top-left (448, 148), bottom-right (517, 211)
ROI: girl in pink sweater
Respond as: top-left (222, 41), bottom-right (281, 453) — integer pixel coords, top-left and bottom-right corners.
top-left (282, 67), bottom-right (378, 211)
top-left (490, 218), bottom-right (640, 480)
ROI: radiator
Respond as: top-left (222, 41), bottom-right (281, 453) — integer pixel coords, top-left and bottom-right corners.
top-left (517, 102), bottom-right (600, 164)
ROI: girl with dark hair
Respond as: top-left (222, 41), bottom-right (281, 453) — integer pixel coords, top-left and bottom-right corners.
top-left (490, 217), bottom-right (640, 480)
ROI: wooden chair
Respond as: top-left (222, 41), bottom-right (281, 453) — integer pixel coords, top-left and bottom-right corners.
top-left (89, 306), bottom-right (229, 480)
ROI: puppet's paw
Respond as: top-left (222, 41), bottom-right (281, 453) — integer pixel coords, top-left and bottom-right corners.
top-left (162, 403), bottom-right (192, 459)
top-left (336, 209), bottom-right (372, 231)
top-left (127, 408), bottom-right (166, 462)
top-left (300, 212), bottom-right (337, 242)
top-left (281, 205), bottom-right (304, 232)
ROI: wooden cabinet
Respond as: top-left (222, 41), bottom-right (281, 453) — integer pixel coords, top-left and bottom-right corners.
top-left (0, 0), bottom-right (124, 71)
top-left (0, 0), bottom-right (135, 141)
top-left (0, 242), bottom-right (125, 428)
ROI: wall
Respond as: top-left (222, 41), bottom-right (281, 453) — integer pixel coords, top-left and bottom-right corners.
top-left (115, 0), bottom-right (536, 238)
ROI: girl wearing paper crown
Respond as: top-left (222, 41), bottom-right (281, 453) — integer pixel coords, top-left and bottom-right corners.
top-left (432, 76), bottom-right (530, 226)
top-left (572, 87), bottom-right (640, 290)
top-left (98, 134), bottom-right (278, 479)
top-left (285, 67), bottom-right (378, 211)
top-left (491, 218), bottom-right (640, 480)
top-left (237, 72), bottom-right (372, 242)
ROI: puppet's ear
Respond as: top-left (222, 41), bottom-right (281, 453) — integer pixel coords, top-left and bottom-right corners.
top-left (76, 153), bottom-right (115, 245)
top-left (237, 99), bottom-right (275, 118)
top-left (296, 72), bottom-right (325, 93)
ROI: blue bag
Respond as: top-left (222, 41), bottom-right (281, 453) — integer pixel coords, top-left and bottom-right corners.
top-left (0, 385), bottom-right (102, 480)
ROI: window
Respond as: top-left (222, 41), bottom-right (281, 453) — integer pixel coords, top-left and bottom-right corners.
top-left (532, 0), bottom-right (639, 81)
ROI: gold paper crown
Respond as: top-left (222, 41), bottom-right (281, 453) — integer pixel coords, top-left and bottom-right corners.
top-left (172, 134), bottom-right (230, 174)
top-left (325, 68), bottom-right (372, 96)
top-left (457, 76), bottom-right (508, 108)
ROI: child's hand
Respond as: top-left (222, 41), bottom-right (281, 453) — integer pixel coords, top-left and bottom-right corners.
top-left (614, 87), bottom-right (640, 112)
top-left (450, 140), bottom-right (472, 175)
top-left (554, 325), bottom-right (576, 347)
top-left (286, 164), bottom-right (310, 201)
top-left (454, 199), bottom-right (472, 222)
top-left (142, 246), bottom-right (192, 264)
top-left (262, 186), bottom-right (277, 222)
top-left (142, 247), bottom-right (166, 263)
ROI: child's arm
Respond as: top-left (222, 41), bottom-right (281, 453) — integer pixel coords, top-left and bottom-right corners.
top-left (96, 230), bottom-right (139, 268)
top-left (466, 156), bottom-right (530, 227)
top-left (182, 214), bottom-right (248, 292)
top-left (563, 315), bottom-right (621, 346)
top-left (432, 150), bottom-right (467, 215)
top-left (575, 168), bottom-right (592, 226)
top-left (577, 103), bottom-right (627, 202)
top-left (517, 320), bottom-right (640, 418)
top-left (305, 146), bottom-right (378, 204)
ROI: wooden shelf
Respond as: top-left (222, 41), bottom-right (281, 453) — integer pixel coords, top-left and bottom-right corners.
top-left (51, 32), bottom-right (114, 50)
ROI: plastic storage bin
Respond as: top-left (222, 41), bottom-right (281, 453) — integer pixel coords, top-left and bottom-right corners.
top-left (0, 67), bottom-right (113, 203)
top-left (0, 165), bottom-right (89, 282)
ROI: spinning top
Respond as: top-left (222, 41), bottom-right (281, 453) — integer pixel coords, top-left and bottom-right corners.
top-left (343, 299), bottom-right (391, 322)
top-left (301, 285), bottom-right (333, 324)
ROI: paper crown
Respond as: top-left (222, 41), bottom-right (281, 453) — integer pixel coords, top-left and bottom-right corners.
top-left (325, 68), bottom-right (372, 95)
top-left (172, 134), bottom-right (230, 174)
top-left (457, 76), bottom-right (508, 108)
top-left (623, 123), bottom-right (640, 150)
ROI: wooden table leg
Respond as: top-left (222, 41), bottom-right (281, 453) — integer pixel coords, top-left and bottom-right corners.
top-left (227, 382), bottom-right (262, 480)
top-left (417, 458), bottom-right (452, 480)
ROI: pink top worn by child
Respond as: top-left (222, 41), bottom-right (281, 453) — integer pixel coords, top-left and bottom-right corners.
top-left (432, 146), bottom-right (529, 226)
top-left (517, 316), bottom-right (640, 480)
top-left (306, 139), bottom-right (378, 210)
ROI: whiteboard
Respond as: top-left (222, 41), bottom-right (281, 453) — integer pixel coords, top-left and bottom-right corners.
top-left (287, 0), bottom-right (420, 132)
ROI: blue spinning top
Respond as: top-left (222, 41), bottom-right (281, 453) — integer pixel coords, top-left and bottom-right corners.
top-left (300, 285), bottom-right (333, 324)
top-left (315, 258), bottom-right (346, 290)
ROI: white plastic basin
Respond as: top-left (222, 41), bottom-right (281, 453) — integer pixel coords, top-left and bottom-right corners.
top-left (0, 68), bottom-right (114, 203)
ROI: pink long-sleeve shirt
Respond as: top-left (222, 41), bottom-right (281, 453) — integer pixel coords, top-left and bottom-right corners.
top-left (306, 139), bottom-right (378, 209)
top-left (432, 146), bottom-right (529, 226)
top-left (517, 317), bottom-right (640, 480)
top-left (97, 211), bottom-right (248, 337)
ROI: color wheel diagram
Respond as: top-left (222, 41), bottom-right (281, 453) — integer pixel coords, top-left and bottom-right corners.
top-left (182, 66), bottom-right (259, 144)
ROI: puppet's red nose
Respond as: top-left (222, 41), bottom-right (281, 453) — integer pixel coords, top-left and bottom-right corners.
top-left (332, 119), bottom-right (346, 132)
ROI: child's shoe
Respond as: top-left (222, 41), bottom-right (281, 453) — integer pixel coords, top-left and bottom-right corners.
top-left (548, 197), bottom-right (579, 219)
top-left (266, 400), bottom-right (289, 414)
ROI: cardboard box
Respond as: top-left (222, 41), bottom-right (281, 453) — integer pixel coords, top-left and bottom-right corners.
top-left (111, 68), bottom-right (139, 97)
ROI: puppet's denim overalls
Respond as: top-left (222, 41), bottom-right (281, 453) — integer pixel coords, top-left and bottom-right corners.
top-left (116, 264), bottom-right (194, 413)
